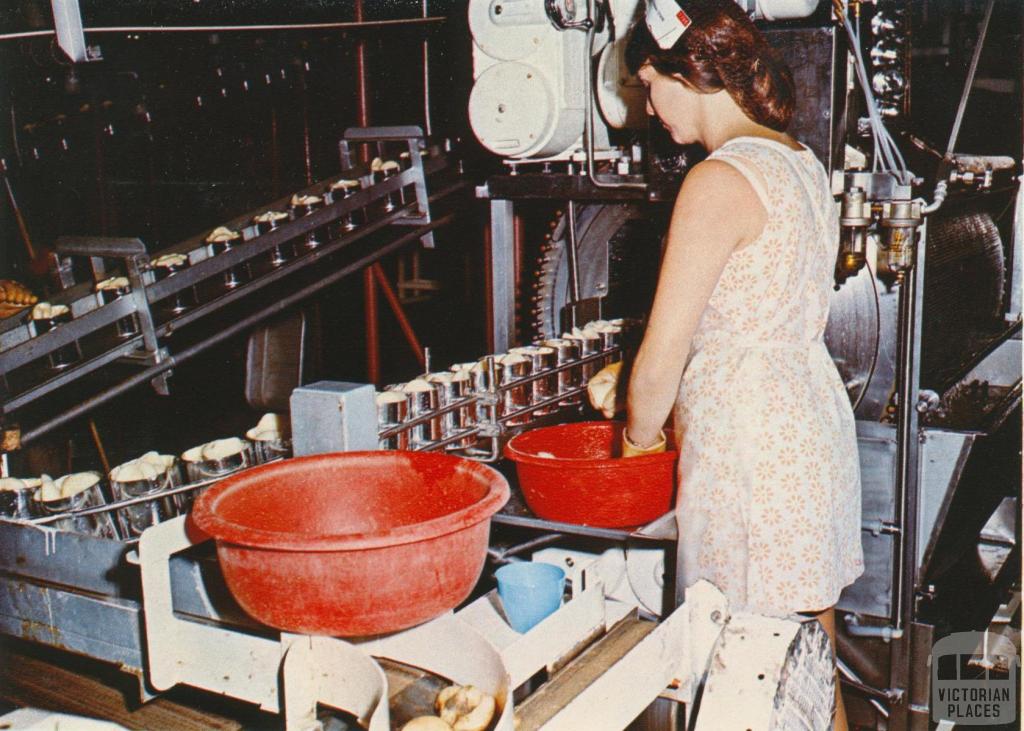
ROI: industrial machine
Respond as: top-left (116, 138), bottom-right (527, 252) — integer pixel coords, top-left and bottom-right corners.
top-left (0, 0), bottom-right (1020, 729)
top-left (467, 0), bottom-right (1022, 728)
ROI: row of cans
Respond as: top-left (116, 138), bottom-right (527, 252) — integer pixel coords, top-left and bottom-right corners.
top-left (0, 416), bottom-right (290, 539)
top-left (28, 159), bottom-right (417, 372)
top-left (375, 320), bottom-right (626, 451)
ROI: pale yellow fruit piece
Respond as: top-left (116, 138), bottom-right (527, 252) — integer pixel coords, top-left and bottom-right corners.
top-left (207, 225), bottom-right (243, 241)
top-left (401, 718), bottom-right (453, 731)
top-left (0, 477), bottom-right (26, 491)
top-left (152, 253), bottom-right (188, 268)
top-left (58, 472), bottom-right (100, 498)
top-left (375, 391), bottom-right (407, 405)
top-left (182, 445), bottom-right (205, 462)
top-left (201, 437), bottom-right (246, 460)
top-left (110, 460), bottom-right (160, 483)
top-left (139, 452), bottom-right (175, 471)
top-left (403, 379), bottom-right (434, 393)
top-left (95, 276), bottom-right (130, 291)
top-left (435, 685), bottom-right (496, 731)
top-left (39, 475), bottom-right (62, 502)
top-left (246, 413), bottom-right (288, 442)
top-left (331, 178), bottom-right (360, 191)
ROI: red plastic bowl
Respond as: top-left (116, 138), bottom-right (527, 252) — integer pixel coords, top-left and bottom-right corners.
top-left (505, 422), bottom-right (677, 528)
top-left (190, 452), bottom-right (509, 637)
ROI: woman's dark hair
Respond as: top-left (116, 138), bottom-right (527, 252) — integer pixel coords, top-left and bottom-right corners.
top-left (625, 0), bottom-right (796, 131)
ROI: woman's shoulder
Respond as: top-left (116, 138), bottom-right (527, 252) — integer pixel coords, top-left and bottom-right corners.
top-left (675, 158), bottom-right (768, 242)
top-left (684, 153), bottom-right (771, 216)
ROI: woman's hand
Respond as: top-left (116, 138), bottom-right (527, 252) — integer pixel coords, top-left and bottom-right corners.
top-left (621, 427), bottom-right (667, 458)
top-left (587, 362), bottom-right (624, 418)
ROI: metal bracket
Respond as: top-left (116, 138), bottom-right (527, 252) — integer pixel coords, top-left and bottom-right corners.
top-left (341, 126), bottom-right (435, 248)
top-left (56, 237), bottom-right (167, 391)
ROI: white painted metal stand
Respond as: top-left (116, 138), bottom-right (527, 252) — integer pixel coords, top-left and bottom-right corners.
top-left (139, 516), bottom-right (830, 731)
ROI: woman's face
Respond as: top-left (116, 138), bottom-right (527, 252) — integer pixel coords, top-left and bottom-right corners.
top-left (637, 62), bottom-right (702, 145)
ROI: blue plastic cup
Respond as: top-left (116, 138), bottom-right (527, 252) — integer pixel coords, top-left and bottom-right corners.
top-left (495, 562), bottom-right (566, 633)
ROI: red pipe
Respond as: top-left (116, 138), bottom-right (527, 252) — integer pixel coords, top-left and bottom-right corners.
top-left (355, 0), bottom-right (379, 381)
top-left (364, 267), bottom-right (380, 384)
top-left (372, 263), bottom-right (425, 368)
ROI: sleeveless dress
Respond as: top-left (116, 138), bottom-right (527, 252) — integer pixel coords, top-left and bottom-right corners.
top-left (672, 137), bottom-right (865, 618)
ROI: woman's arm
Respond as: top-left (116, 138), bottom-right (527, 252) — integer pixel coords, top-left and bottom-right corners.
top-left (625, 158), bottom-right (766, 447)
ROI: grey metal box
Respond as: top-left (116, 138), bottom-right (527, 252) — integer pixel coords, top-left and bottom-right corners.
top-left (289, 381), bottom-right (378, 456)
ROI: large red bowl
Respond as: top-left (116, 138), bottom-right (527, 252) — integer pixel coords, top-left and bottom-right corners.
top-left (191, 451), bottom-right (509, 636)
top-left (505, 422), bottom-right (677, 528)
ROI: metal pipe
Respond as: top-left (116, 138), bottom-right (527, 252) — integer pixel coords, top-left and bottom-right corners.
top-left (489, 534), bottom-right (564, 564)
top-left (25, 475), bottom-right (225, 523)
top-left (376, 347), bottom-right (618, 440)
top-left (837, 659), bottom-right (892, 719)
top-left (844, 613), bottom-right (905, 642)
top-left (19, 214), bottom-right (454, 446)
top-left (945, 0), bottom-right (995, 156)
top-left (354, 0), bottom-right (371, 155)
top-left (921, 179), bottom-right (948, 215)
top-left (411, 426), bottom-right (482, 453)
top-left (372, 263), bottom-right (425, 367)
top-left (0, 17), bottom-right (446, 42)
top-left (891, 221), bottom-right (926, 634)
top-left (584, 0), bottom-right (645, 191)
top-left (421, 0), bottom-right (433, 137)
top-left (565, 201), bottom-right (582, 313)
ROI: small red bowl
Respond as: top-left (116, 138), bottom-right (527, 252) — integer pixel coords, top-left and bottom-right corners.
top-left (504, 422), bottom-right (677, 528)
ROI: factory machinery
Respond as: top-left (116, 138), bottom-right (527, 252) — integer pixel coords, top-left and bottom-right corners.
top-left (1, 0), bottom-right (1022, 729)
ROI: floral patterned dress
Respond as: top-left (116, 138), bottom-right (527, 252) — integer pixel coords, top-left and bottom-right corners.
top-left (672, 136), bottom-right (864, 617)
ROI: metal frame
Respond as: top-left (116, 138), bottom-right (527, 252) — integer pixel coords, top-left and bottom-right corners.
top-left (0, 130), bottom-right (446, 438)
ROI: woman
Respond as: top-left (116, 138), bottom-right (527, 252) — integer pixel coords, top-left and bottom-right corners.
top-left (590, 1), bottom-right (865, 728)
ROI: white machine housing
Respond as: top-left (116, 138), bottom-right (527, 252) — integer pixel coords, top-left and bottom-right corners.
top-left (468, 0), bottom-right (820, 161)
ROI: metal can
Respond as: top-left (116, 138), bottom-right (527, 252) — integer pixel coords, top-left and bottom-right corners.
top-left (33, 472), bottom-right (119, 539)
top-left (376, 390), bottom-right (411, 450)
top-left (509, 345), bottom-right (558, 415)
top-left (496, 353), bottom-right (532, 426)
top-left (402, 379), bottom-right (440, 448)
top-left (542, 338), bottom-right (582, 404)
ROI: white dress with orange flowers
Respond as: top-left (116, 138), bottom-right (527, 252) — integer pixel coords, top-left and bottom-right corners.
top-left (672, 136), bottom-right (864, 617)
